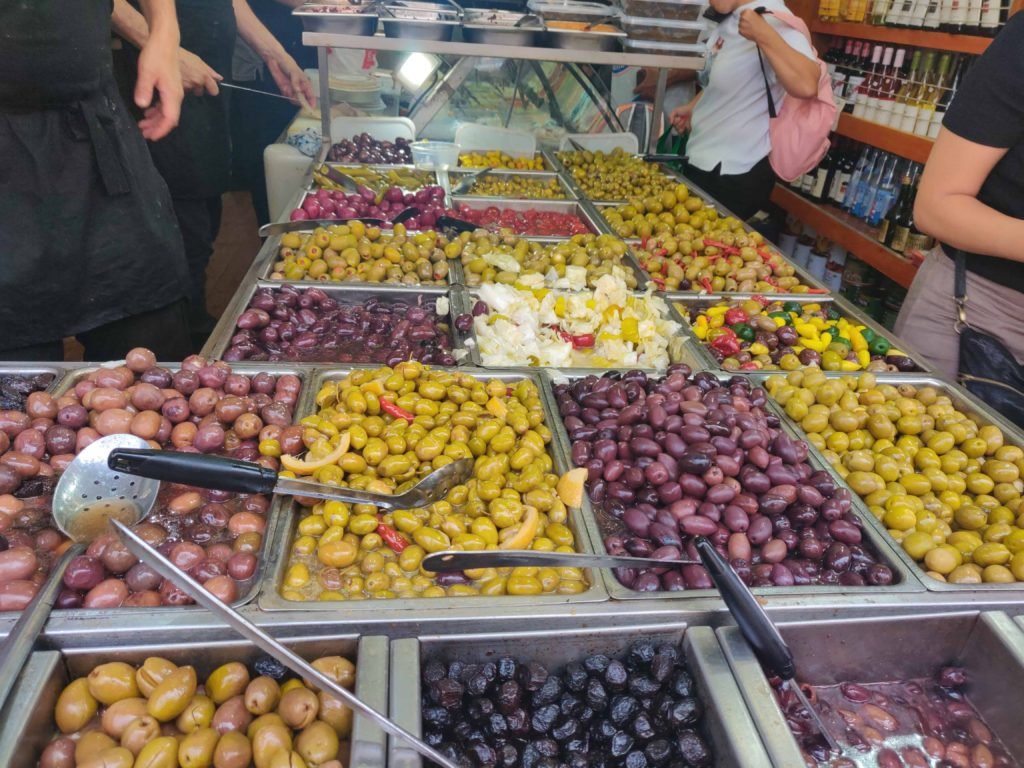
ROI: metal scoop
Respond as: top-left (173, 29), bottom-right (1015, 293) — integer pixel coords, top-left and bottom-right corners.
top-left (107, 449), bottom-right (472, 510)
top-left (452, 167), bottom-right (494, 195)
top-left (258, 205), bottom-right (419, 238)
top-left (422, 549), bottom-right (699, 572)
top-left (692, 536), bottom-right (841, 755)
top-left (0, 434), bottom-right (156, 712)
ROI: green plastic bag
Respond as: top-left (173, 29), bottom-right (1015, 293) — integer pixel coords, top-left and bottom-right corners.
top-left (656, 127), bottom-right (688, 171)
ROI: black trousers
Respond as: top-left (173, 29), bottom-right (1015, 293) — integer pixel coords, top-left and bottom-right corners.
top-left (683, 155), bottom-right (776, 222)
top-left (173, 195), bottom-right (223, 330)
top-left (0, 299), bottom-right (192, 362)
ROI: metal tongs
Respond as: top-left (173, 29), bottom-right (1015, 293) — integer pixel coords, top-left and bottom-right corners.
top-left (451, 166), bottom-right (494, 195)
top-left (258, 206), bottom-right (419, 237)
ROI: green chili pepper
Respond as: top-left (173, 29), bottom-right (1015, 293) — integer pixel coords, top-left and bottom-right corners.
top-left (869, 336), bottom-right (891, 356)
top-left (731, 322), bottom-right (755, 342)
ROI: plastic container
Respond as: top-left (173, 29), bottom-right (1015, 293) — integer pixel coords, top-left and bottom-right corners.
top-left (622, 37), bottom-right (705, 55)
top-left (620, 0), bottom-right (706, 20)
top-left (777, 231), bottom-right (798, 258)
top-left (410, 140), bottom-right (460, 170)
top-left (455, 123), bottom-right (536, 158)
top-left (619, 14), bottom-right (707, 42)
top-left (527, 0), bottom-right (616, 21)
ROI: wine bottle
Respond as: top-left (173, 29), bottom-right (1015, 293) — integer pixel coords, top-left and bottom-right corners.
top-left (889, 183), bottom-right (919, 253)
top-left (907, 0), bottom-right (930, 25)
top-left (843, 147), bottom-right (877, 210)
top-left (922, 0), bottom-right (943, 28)
top-left (852, 46), bottom-right (882, 118)
top-left (929, 55), bottom-right (965, 138)
top-left (876, 48), bottom-right (905, 126)
top-left (864, 47), bottom-right (892, 122)
top-left (810, 146), bottom-right (834, 201)
top-left (899, 50), bottom-right (934, 134)
top-left (888, 49), bottom-right (920, 128)
top-left (979, 0), bottom-right (1003, 33)
top-left (914, 53), bottom-right (951, 137)
top-left (829, 142), bottom-right (855, 204)
top-left (964, 0), bottom-right (983, 33)
top-left (868, 157), bottom-right (902, 226)
top-left (950, 0), bottom-right (968, 33)
top-left (878, 171), bottom-right (911, 245)
top-left (871, 0), bottom-right (892, 23)
top-left (854, 154), bottom-right (894, 220)
top-left (887, 0), bottom-right (915, 26)
top-left (939, 0), bottom-right (956, 29)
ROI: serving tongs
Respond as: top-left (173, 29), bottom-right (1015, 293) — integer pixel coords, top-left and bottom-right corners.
top-left (451, 166), bottom-right (494, 194)
top-left (258, 205), bottom-right (419, 237)
top-left (513, 12), bottom-right (543, 26)
top-left (107, 448), bottom-right (473, 511)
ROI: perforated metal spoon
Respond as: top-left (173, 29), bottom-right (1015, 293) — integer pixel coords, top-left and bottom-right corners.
top-left (0, 434), bottom-right (157, 712)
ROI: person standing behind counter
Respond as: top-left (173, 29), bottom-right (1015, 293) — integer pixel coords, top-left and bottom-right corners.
top-left (671, 0), bottom-right (820, 221)
top-left (0, 0), bottom-right (193, 362)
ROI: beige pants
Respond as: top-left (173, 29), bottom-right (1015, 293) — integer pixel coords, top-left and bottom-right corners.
top-left (894, 246), bottom-right (1024, 379)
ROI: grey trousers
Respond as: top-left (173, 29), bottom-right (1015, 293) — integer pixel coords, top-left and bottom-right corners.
top-left (894, 246), bottom-right (1024, 379)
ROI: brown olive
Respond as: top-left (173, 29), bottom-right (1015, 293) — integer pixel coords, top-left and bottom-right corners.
top-left (75, 731), bottom-right (117, 763)
top-left (212, 694), bottom-right (253, 735)
top-left (266, 751), bottom-right (307, 768)
top-left (55, 677), bottom-right (98, 733)
top-left (244, 676), bottom-right (281, 716)
top-left (251, 722), bottom-right (294, 768)
top-left (120, 715), bottom-right (161, 755)
top-left (317, 693), bottom-right (353, 738)
top-left (175, 694), bottom-right (216, 733)
top-left (39, 736), bottom-right (76, 768)
top-left (247, 712), bottom-right (286, 739)
top-left (100, 696), bottom-right (148, 738)
top-left (133, 736), bottom-right (179, 768)
top-left (296, 720), bottom-right (340, 764)
top-left (177, 726), bottom-right (220, 768)
top-left (206, 662), bottom-right (251, 705)
top-left (213, 730), bottom-right (252, 768)
top-left (277, 686), bottom-right (319, 730)
top-left (307, 656), bottom-right (355, 690)
top-left (76, 746), bottom-right (135, 768)
top-left (126, 347), bottom-right (158, 372)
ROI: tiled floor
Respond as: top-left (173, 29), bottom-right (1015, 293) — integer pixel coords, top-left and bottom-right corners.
top-left (64, 191), bottom-right (261, 361)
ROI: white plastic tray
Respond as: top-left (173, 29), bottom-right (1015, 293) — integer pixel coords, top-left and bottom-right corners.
top-left (455, 123), bottom-right (537, 158)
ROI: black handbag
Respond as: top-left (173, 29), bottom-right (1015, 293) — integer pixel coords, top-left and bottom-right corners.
top-left (953, 249), bottom-right (1024, 428)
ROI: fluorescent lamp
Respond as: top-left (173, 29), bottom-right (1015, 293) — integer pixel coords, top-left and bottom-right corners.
top-left (397, 52), bottom-right (440, 91)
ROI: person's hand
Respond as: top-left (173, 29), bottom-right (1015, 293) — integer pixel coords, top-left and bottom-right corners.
top-left (135, 30), bottom-right (184, 140)
top-left (634, 68), bottom-right (658, 101)
top-left (670, 101), bottom-right (696, 133)
top-left (265, 50), bottom-right (316, 108)
top-left (738, 8), bottom-right (775, 45)
top-left (179, 49), bottom-right (223, 96)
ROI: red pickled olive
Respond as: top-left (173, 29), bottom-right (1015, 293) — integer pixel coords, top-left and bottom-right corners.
top-left (571, 333), bottom-right (595, 349)
top-left (377, 522), bottom-right (408, 553)
top-left (380, 399), bottom-right (414, 423)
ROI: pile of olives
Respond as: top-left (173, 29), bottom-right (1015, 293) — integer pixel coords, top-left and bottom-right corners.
top-left (765, 371), bottom-right (1024, 584)
top-left (0, 372), bottom-right (53, 411)
top-left (39, 654), bottom-right (354, 768)
top-left (459, 151), bottom-right (545, 171)
top-left (445, 231), bottom-right (638, 289)
top-left (327, 132), bottom-right (412, 164)
top-left (312, 164), bottom-right (435, 193)
top-left (556, 149), bottom-right (677, 201)
top-left (279, 363), bottom-right (586, 600)
top-left (461, 174), bottom-right (567, 199)
top-left (270, 222), bottom-right (450, 284)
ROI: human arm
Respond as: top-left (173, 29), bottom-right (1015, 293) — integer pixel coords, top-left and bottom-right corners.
top-left (914, 130), bottom-right (1024, 262)
top-left (112, 0), bottom-right (221, 97)
top-left (112, 0), bottom-right (183, 139)
top-left (634, 68), bottom-right (696, 101)
top-left (232, 0), bottom-right (316, 106)
top-left (670, 91), bottom-right (703, 132)
top-left (738, 10), bottom-right (819, 100)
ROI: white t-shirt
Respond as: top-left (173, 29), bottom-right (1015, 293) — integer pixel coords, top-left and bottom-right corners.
top-left (686, 0), bottom-right (815, 175)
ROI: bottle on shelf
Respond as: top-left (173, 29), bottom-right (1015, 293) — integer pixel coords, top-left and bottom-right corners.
top-left (876, 48), bottom-right (905, 126)
top-left (854, 46), bottom-right (884, 119)
top-left (809, 144), bottom-right (834, 201)
top-left (845, 0), bottom-right (869, 22)
top-left (866, 47), bottom-right (894, 122)
top-left (888, 181), bottom-right (919, 253)
top-left (843, 146), bottom-right (878, 211)
top-left (899, 49), bottom-right (934, 134)
top-left (886, 0), bottom-right (915, 27)
top-left (828, 141), bottom-right (856, 204)
top-left (914, 52), bottom-right (952, 137)
top-left (964, 0), bottom-right (983, 33)
top-left (870, 0), bottom-right (892, 23)
top-left (979, 0), bottom-right (1007, 34)
top-left (929, 55), bottom-right (968, 138)
top-left (818, 0), bottom-right (842, 21)
top-left (877, 170), bottom-right (912, 245)
top-left (921, 0), bottom-right (943, 26)
top-left (867, 156), bottom-right (903, 226)
top-left (947, 0), bottom-right (968, 33)
top-left (853, 153), bottom-right (895, 219)
top-left (888, 49), bottom-right (921, 128)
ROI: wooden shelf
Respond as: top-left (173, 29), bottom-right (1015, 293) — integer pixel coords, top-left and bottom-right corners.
top-left (810, 20), bottom-right (994, 53)
top-left (835, 113), bottom-right (933, 164)
top-left (771, 185), bottom-right (919, 288)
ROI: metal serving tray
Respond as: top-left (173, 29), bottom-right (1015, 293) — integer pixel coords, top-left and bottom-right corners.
top-left (670, 294), bottom-right (930, 375)
top-left (382, 6), bottom-right (461, 40)
top-left (544, 26), bottom-right (626, 51)
top-left (203, 282), bottom-right (456, 366)
top-left (452, 287), bottom-right (701, 372)
top-left (461, 10), bottom-right (544, 45)
top-left (718, 611), bottom-right (1024, 767)
top-left (538, 370), bottom-right (923, 601)
top-left (0, 635), bottom-right (389, 767)
top-left (294, 4), bottom-right (379, 34)
top-left (764, 372), bottom-right (1024, 593)
top-left (388, 623), bottom-right (772, 768)
top-left (258, 366), bottom-right (608, 612)
top-left (449, 196), bottom-right (602, 233)
top-left (446, 234), bottom-right (647, 290)
top-left (25, 363), bottom-right (310, 618)
top-left (447, 170), bottom-right (577, 200)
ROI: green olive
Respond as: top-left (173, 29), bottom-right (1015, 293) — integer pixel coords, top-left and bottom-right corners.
top-left (147, 665), bottom-right (198, 722)
top-left (244, 676), bottom-right (282, 716)
top-left (136, 657), bottom-right (178, 698)
top-left (55, 677), bottom-right (98, 734)
top-left (412, 527), bottom-right (450, 553)
top-left (77, 746), bottom-right (135, 768)
top-left (309, 656), bottom-right (356, 689)
top-left (295, 721), bottom-right (340, 765)
top-left (178, 727), bottom-right (220, 768)
top-left (206, 662), bottom-right (251, 705)
top-left (176, 694), bottom-right (216, 733)
top-left (101, 696), bottom-right (148, 739)
top-left (75, 731), bottom-right (117, 764)
top-left (248, 712), bottom-right (287, 739)
top-left (133, 737), bottom-right (179, 768)
top-left (251, 723), bottom-right (294, 768)
top-left (120, 715), bottom-right (161, 756)
top-left (213, 730), bottom-right (252, 768)
top-left (88, 662), bottom-right (140, 706)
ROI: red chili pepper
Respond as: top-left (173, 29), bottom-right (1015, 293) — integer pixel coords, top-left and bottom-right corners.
top-left (757, 248), bottom-right (774, 263)
top-left (571, 333), bottom-right (595, 349)
top-left (724, 307), bottom-right (749, 326)
top-left (751, 294), bottom-right (771, 306)
top-left (806, 287), bottom-right (830, 294)
top-left (702, 238), bottom-right (741, 256)
top-left (710, 332), bottom-right (741, 357)
top-left (380, 399), bottom-right (414, 423)
top-left (739, 361), bottom-right (761, 371)
top-left (377, 522), bottom-right (408, 552)
top-left (700, 277), bottom-right (714, 293)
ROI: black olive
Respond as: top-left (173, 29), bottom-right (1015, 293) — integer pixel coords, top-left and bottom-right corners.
top-left (584, 654), bottom-right (611, 674)
top-left (533, 675), bottom-right (563, 706)
top-left (252, 655), bottom-right (287, 681)
top-left (610, 730), bottom-right (635, 757)
top-left (530, 704), bottom-right (559, 734)
top-left (433, 678), bottom-right (464, 708)
top-left (627, 641), bottom-right (657, 670)
top-left (628, 676), bottom-right (661, 697)
top-left (631, 712), bottom-right (656, 740)
top-left (624, 750), bottom-right (649, 768)
top-left (586, 679), bottom-right (609, 712)
top-left (610, 695), bottom-right (640, 726)
top-left (604, 660), bottom-right (628, 690)
top-left (668, 697), bottom-right (702, 727)
top-left (564, 663), bottom-right (589, 692)
top-left (497, 657), bottom-right (517, 680)
top-left (552, 717), bottom-right (579, 742)
top-left (519, 662), bottom-right (549, 692)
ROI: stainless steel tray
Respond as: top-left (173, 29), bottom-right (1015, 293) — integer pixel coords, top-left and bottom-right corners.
top-left (26, 363), bottom-right (310, 618)
top-left (764, 372), bottom-right (1024, 593)
top-left (544, 26), bottom-right (626, 51)
top-left (0, 365), bottom-right (64, 396)
top-left (446, 233), bottom-right (651, 291)
top-left (258, 365), bottom-right (609, 612)
top-left (447, 170), bottom-right (577, 199)
top-left (449, 196), bottom-right (603, 233)
top-left (670, 294), bottom-right (930, 375)
top-left (382, 10), bottom-right (460, 40)
top-left (203, 281), bottom-right (457, 366)
top-left (294, 4), bottom-right (379, 34)
top-left (461, 11), bottom-right (544, 45)
top-left (0, 636), bottom-right (389, 767)
top-left (388, 623), bottom-right (773, 767)
top-left (718, 611), bottom-right (1024, 767)
top-left (539, 369), bottom-right (923, 600)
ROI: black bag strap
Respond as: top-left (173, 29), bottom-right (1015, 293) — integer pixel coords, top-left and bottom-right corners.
top-left (754, 8), bottom-right (778, 119)
top-left (952, 247), bottom-right (968, 332)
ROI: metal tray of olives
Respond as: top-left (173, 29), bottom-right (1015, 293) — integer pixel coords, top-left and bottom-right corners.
top-left (718, 611), bottom-right (1024, 767)
top-left (387, 623), bottom-right (773, 767)
top-left (446, 170), bottom-right (577, 200)
top-left (0, 365), bottom-right (64, 389)
top-left (538, 370), bottom-right (922, 601)
top-left (258, 366), bottom-right (609, 612)
top-left (444, 236), bottom-right (651, 292)
top-left (449, 196), bottom-right (605, 233)
top-left (203, 281), bottom-right (456, 366)
top-left (33, 363), bottom-right (310, 619)
top-left (0, 635), bottom-right (390, 767)
top-left (766, 373), bottom-right (1024, 593)
top-left (452, 287), bottom-right (703, 373)
top-left (669, 294), bottom-right (930, 375)
top-left (294, 4), bottom-right (380, 35)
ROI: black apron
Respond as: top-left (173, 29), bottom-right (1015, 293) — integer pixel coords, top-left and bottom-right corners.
top-left (116, 0), bottom-right (237, 199)
top-left (0, 0), bottom-right (190, 349)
